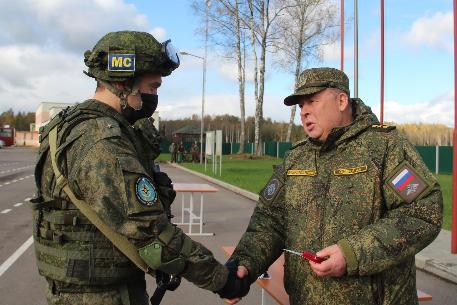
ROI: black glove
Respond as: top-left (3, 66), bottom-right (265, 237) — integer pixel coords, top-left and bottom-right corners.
top-left (133, 118), bottom-right (162, 161)
top-left (215, 259), bottom-right (250, 299)
top-left (153, 172), bottom-right (177, 219)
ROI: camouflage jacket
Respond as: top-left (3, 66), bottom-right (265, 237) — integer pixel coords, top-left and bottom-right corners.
top-left (34, 99), bottom-right (228, 292)
top-left (231, 99), bottom-right (442, 305)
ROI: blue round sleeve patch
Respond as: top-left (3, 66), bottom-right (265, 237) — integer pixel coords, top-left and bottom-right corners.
top-left (135, 176), bottom-right (158, 206)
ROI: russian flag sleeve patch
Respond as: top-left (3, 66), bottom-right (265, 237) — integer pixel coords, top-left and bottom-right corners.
top-left (388, 162), bottom-right (428, 203)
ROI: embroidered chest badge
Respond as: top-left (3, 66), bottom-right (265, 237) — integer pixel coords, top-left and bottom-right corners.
top-left (287, 169), bottom-right (317, 176)
top-left (135, 176), bottom-right (158, 206)
top-left (333, 165), bottom-right (368, 176)
top-left (388, 163), bottom-right (428, 203)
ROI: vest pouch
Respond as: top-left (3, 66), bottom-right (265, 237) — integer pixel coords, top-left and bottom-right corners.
top-left (137, 223), bottom-right (193, 276)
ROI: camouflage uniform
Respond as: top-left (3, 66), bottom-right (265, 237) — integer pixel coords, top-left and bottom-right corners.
top-left (231, 68), bottom-right (443, 305)
top-left (32, 31), bottom-right (233, 305)
top-left (191, 143), bottom-right (199, 163)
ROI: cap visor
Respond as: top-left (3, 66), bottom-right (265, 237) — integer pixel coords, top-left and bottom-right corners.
top-left (284, 95), bottom-right (302, 106)
top-left (283, 87), bottom-right (325, 106)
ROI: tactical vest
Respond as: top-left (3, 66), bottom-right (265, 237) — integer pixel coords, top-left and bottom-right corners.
top-left (32, 101), bottom-right (149, 291)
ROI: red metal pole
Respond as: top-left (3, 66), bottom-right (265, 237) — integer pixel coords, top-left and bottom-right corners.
top-left (340, 0), bottom-right (344, 71)
top-left (452, 0), bottom-right (457, 254)
top-left (380, 0), bottom-right (384, 124)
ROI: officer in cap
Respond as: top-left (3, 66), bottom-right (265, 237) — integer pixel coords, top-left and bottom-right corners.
top-left (32, 31), bottom-right (249, 305)
top-left (226, 67), bottom-right (442, 305)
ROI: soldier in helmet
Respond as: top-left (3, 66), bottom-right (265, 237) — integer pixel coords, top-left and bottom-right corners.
top-left (226, 67), bottom-right (443, 305)
top-left (32, 31), bottom-right (249, 305)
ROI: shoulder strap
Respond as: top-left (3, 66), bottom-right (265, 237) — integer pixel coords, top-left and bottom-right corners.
top-left (48, 127), bottom-right (150, 274)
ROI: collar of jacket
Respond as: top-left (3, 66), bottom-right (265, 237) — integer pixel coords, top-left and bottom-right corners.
top-left (78, 99), bottom-right (148, 158)
top-left (307, 98), bottom-right (380, 153)
top-left (79, 99), bottom-right (133, 129)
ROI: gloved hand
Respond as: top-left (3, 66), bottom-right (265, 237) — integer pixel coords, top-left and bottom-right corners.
top-left (215, 259), bottom-right (250, 299)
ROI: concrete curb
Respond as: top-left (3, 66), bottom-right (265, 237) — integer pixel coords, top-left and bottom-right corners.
top-left (165, 162), bottom-right (457, 285)
top-left (166, 162), bottom-right (259, 202)
top-left (415, 254), bottom-right (457, 284)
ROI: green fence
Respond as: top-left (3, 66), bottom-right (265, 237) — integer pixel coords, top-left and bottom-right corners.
top-left (410, 146), bottom-right (452, 174)
top-left (159, 140), bottom-right (452, 174)
top-left (438, 146), bottom-right (452, 174)
top-left (416, 146), bottom-right (436, 173)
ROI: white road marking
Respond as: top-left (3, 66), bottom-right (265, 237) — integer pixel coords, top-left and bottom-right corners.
top-left (0, 162), bottom-right (19, 168)
top-left (0, 174), bottom-right (34, 188)
top-left (24, 197), bottom-right (32, 202)
top-left (0, 165), bottom-right (34, 175)
top-left (0, 236), bottom-right (34, 277)
top-left (1, 209), bottom-right (12, 214)
top-left (14, 203), bottom-right (23, 207)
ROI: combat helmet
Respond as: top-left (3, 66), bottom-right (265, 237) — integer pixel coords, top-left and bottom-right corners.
top-left (84, 30), bottom-right (179, 81)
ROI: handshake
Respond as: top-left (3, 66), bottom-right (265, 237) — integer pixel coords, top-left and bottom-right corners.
top-left (215, 259), bottom-right (251, 301)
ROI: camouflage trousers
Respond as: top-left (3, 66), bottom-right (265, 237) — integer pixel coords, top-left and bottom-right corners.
top-left (45, 281), bottom-right (149, 305)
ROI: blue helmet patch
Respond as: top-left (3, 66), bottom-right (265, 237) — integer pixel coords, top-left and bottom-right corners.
top-left (135, 176), bottom-right (158, 206)
top-left (108, 53), bottom-right (135, 71)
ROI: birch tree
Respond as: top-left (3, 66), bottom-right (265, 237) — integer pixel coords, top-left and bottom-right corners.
top-left (246, 0), bottom-right (299, 155)
top-left (273, 0), bottom-right (338, 142)
top-left (192, 0), bottom-right (248, 153)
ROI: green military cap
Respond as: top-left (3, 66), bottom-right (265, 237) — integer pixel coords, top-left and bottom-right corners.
top-left (284, 67), bottom-right (350, 106)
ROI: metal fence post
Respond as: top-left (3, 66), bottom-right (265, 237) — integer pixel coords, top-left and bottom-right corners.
top-left (436, 145), bottom-right (439, 175)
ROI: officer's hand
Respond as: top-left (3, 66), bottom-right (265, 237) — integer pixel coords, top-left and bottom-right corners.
top-left (215, 261), bottom-right (250, 300)
top-left (225, 266), bottom-right (248, 305)
top-left (310, 244), bottom-right (346, 277)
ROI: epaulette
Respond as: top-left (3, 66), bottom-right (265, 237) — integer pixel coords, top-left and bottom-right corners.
top-left (94, 117), bottom-right (122, 139)
top-left (370, 124), bottom-right (396, 132)
top-left (291, 138), bottom-right (308, 149)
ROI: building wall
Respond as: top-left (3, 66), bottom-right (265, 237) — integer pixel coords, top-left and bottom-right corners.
top-left (35, 102), bottom-right (75, 130)
top-left (15, 131), bottom-right (39, 147)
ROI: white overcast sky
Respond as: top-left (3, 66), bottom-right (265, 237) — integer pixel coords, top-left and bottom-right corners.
top-left (0, 0), bottom-right (454, 126)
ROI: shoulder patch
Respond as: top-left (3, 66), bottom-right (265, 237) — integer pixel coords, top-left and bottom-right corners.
top-left (108, 53), bottom-right (135, 72)
top-left (387, 162), bottom-right (429, 203)
top-left (135, 176), bottom-right (158, 206)
top-left (262, 178), bottom-right (280, 201)
top-left (371, 124), bottom-right (396, 132)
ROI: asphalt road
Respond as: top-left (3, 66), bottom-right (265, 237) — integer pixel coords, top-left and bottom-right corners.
top-left (0, 147), bottom-right (456, 305)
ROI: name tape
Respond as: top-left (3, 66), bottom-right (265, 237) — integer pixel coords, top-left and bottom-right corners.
top-left (287, 169), bottom-right (317, 176)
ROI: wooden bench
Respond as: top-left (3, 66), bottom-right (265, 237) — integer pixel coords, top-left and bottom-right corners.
top-left (222, 246), bottom-right (432, 304)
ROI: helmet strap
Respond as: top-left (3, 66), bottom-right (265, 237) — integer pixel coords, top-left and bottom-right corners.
top-left (98, 79), bottom-right (133, 109)
top-left (98, 78), bottom-right (143, 111)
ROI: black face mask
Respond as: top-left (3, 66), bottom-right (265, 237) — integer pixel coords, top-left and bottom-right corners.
top-left (121, 93), bottom-right (158, 124)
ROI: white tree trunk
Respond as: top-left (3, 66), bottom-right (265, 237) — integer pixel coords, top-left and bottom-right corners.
top-left (235, 0), bottom-right (246, 154)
